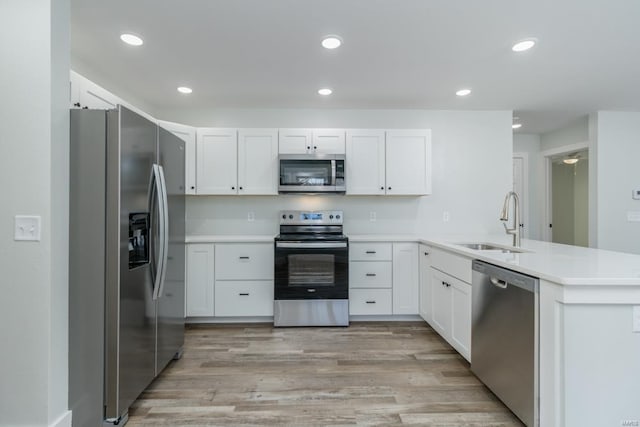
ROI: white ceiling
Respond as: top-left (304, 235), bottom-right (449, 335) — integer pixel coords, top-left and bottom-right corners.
top-left (70, 0), bottom-right (640, 134)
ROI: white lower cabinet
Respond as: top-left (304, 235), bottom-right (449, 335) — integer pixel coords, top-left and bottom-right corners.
top-left (185, 244), bottom-right (215, 317)
top-left (186, 242), bottom-right (274, 319)
top-left (418, 244), bottom-right (432, 322)
top-left (349, 289), bottom-right (392, 315)
top-left (428, 261), bottom-right (472, 362)
top-left (392, 243), bottom-right (419, 314)
top-left (214, 281), bottom-right (273, 316)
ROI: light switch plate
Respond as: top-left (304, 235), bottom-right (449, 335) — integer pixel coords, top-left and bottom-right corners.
top-left (14, 215), bottom-right (41, 241)
top-left (633, 306), bottom-right (640, 332)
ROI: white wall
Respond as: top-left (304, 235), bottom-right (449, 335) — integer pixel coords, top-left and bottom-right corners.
top-left (513, 133), bottom-right (542, 239)
top-left (183, 109), bottom-right (513, 239)
top-left (0, 1), bottom-right (70, 426)
top-left (595, 111), bottom-right (640, 254)
top-left (540, 115), bottom-right (589, 151)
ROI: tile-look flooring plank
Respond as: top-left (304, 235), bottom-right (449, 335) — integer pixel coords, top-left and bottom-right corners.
top-left (127, 322), bottom-right (523, 426)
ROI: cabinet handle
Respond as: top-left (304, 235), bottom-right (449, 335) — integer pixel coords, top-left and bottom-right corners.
top-left (424, 252), bottom-right (429, 256)
top-left (307, 289), bottom-right (316, 293)
top-left (190, 186), bottom-right (195, 190)
top-left (239, 186), bottom-right (243, 190)
top-left (307, 146), bottom-right (311, 150)
top-left (232, 186), bottom-right (235, 190)
top-left (313, 146), bottom-right (317, 150)
top-left (388, 187), bottom-right (392, 190)
top-left (365, 251), bottom-right (377, 254)
top-left (365, 273), bottom-right (377, 277)
top-left (442, 281), bottom-right (451, 287)
top-left (366, 300), bottom-right (376, 304)
top-left (380, 186), bottom-right (384, 190)
top-left (239, 256), bottom-right (250, 260)
top-left (239, 293), bottom-right (249, 296)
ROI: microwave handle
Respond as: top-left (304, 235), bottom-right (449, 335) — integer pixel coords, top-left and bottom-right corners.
top-left (331, 160), bottom-right (336, 187)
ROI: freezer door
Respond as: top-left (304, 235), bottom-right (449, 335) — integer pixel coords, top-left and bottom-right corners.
top-left (156, 126), bottom-right (186, 374)
top-left (104, 106), bottom-right (158, 420)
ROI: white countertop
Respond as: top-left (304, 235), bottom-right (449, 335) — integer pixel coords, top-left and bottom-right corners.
top-left (186, 235), bottom-right (275, 243)
top-left (186, 233), bottom-right (640, 286)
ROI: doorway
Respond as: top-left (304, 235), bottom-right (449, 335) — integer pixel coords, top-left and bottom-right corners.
top-left (542, 145), bottom-right (589, 246)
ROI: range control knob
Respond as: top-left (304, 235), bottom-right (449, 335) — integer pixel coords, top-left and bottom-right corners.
top-left (329, 215), bottom-right (334, 219)
top-left (336, 214), bottom-right (341, 219)
top-left (282, 214), bottom-right (286, 219)
top-left (289, 214), bottom-right (294, 219)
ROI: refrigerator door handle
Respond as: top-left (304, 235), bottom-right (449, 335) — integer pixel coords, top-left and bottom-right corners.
top-left (149, 164), bottom-right (166, 301)
top-left (156, 164), bottom-right (170, 300)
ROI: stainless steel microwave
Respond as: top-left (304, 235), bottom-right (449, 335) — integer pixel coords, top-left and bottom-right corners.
top-left (278, 154), bottom-right (346, 194)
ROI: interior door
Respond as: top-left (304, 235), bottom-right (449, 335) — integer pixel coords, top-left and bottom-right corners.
top-left (156, 127), bottom-right (186, 374)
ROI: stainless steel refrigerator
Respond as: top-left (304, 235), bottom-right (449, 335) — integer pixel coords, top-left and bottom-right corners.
top-left (69, 105), bottom-right (185, 426)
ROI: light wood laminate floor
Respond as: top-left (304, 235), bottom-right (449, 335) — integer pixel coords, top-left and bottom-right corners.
top-left (128, 322), bottom-right (523, 426)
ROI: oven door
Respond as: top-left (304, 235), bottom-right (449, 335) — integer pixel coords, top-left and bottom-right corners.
top-left (274, 241), bottom-right (348, 300)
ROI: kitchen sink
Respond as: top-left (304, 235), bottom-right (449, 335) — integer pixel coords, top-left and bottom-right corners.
top-left (455, 243), bottom-right (527, 254)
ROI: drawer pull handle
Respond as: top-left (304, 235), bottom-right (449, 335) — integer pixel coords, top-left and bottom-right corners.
top-left (365, 251), bottom-right (377, 254)
top-left (366, 300), bottom-right (376, 304)
top-left (366, 273), bottom-right (377, 277)
top-left (239, 256), bottom-right (250, 260)
top-left (442, 281), bottom-right (451, 288)
top-left (239, 293), bottom-right (249, 296)
top-left (424, 252), bottom-right (429, 256)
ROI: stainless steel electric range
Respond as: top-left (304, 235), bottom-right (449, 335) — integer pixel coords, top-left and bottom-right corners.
top-left (274, 210), bottom-right (349, 327)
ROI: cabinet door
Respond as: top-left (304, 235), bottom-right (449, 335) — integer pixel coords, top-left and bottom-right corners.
top-left (392, 243), bottom-right (419, 314)
top-left (345, 130), bottom-right (386, 195)
top-left (238, 129), bottom-right (278, 195)
top-left (450, 279), bottom-right (472, 361)
top-left (418, 244), bottom-right (432, 322)
top-left (312, 129), bottom-right (345, 154)
top-left (430, 268), bottom-right (451, 337)
top-left (158, 120), bottom-right (197, 195)
top-left (278, 129), bottom-right (312, 154)
top-left (196, 128), bottom-right (237, 195)
top-left (385, 130), bottom-right (432, 195)
top-left (75, 72), bottom-right (121, 110)
top-left (186, 244), bottom-right (215, 317)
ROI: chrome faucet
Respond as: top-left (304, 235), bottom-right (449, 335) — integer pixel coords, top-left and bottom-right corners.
top-left (500, 191), bottom-right (521, 247)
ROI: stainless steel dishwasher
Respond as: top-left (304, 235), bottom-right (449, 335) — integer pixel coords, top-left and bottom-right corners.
top-left (471, 260), bottom-right (539, 427)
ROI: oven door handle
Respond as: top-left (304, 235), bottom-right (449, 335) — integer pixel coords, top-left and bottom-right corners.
top-left (275, 242), bottom-right (348, 249)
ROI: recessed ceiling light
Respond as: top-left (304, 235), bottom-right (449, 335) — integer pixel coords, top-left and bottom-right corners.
top-left (321, 36), bottom-right (343, 49)
top-left (318, 88), bottom-right (332, 96)
top-left (512, 123), bottom-right (523, 129)
top-left (120, 33), bottom-right (143, 46)
top-left (512, 39), bottom-right (536, 52)
top-left (456, 89), bottom-right (471, 97)
top-left (177, 86), bottom-right (193, 94)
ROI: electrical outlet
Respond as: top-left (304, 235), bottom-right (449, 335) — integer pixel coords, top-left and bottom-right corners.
top-left (369, 211), bottom-right (376, 222)
top-left (633, 306), bottom-right (640, 332)
top-left (443, 211), bottom-right (450, 222)
top-left (247, 212), bottom-right (255, 222)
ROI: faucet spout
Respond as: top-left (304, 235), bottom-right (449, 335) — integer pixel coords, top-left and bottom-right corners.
top-left (500, 191), bottom-right (521, 247)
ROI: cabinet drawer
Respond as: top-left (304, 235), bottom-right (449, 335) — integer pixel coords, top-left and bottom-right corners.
top-left (349, 261), bottom-right (392, 288)
top-left (430, 247), bottom-right (472, 283)
top-left (215, 243), bottom-right (274, 280)
top-left (349, 243), bottom-right (392, 261)
top-left (214, 280), bottom-right (274, 316)
top-left (349, 289), bottom-right (392, 315)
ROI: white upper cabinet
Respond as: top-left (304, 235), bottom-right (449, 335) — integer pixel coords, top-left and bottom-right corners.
top-left (196, 128), bottom-right (238, 195)
top-left (385, 130), bottom-right (432, 195)
top-left (158, 120), bottom-right (197, 195)
top-left (279, 129), bottom-right (345, 154)
top-left (278, 129), bottom-right (312, 154)
top-left (237, 129), bottom-right (278, 195)
top-left (346, 130), bottom-right (386, 195)
top-left (312, 129), bottom-right (345, 154)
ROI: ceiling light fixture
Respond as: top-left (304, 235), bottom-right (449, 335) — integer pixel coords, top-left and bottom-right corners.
top-left (456, 89), bottom-right (471, 97)
top-left (512, 123), bottom-right (522, 129)
top-left (120, 33), bottom-right (143, 46)
top-left (563, 158), bottom-right (579, 165)
top-left (318, 88), bottom-right (332, 96)
top-left (321, 35), bottom-right (343, 49)
top-left (177, 86), bottom-right (193, 94)
top-left (512, 39), bottom-right (536, 52)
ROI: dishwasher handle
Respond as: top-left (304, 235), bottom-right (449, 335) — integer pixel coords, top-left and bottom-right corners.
top-left (490, 277), bottom-right (508, 289)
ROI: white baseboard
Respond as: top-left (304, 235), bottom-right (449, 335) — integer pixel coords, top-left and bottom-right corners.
top-left (50, 410), bottom-right (72, 427)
